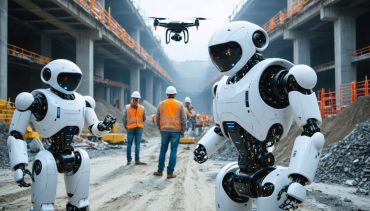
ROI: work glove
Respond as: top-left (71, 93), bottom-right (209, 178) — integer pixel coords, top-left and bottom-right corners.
top-left (193, 144), bottom-right (208, 164)
top-left (98, 115), bottom-right (116, 131)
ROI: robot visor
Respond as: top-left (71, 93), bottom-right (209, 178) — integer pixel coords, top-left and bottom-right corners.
top-left (209, 41), bottom-right (242, 72)
top-left (57, 72), bottom-right (82, 91)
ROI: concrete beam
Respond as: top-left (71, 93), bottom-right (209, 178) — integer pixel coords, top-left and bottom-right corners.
top-left (130, 67), bottom-right (140, 93)
top-left (283, 30), bottom-right (311, 65)
top-left (94, 56), bottom-right (104, 78)
top-left (0, 0), bottom-right (7, 99)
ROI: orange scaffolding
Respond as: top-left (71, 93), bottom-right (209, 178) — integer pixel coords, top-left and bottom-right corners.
top-left (318, 79), bottom-right (370, 119)
top-left (94, 75), bottom-right (129, 88)
top-left (0, 99), bottom-right (16, 124)
top-left (7, 44), bottom-right (51, 65)
top-left (352, 45), bottom-right (370, 57)
top-left (75, 0), bottom-right (173, 83)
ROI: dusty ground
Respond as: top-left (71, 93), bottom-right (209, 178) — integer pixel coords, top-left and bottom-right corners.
top-left (1, 137), bottom-right (369, 211)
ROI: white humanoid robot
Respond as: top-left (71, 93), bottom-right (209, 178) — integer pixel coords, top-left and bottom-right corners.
top-left (7, 59), bottom-right (116, 211)
top-left (193, 21), bottom-right (325, 211)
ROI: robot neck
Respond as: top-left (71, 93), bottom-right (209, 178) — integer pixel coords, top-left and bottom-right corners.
top-left (228, 53), bottom-right (264, 84)
top-left (50, 88), bottom-right (75, 100)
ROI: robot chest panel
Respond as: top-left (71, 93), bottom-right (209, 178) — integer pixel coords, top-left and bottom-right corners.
top-left (32, 92), bottom-right (85, 138)
top-left (216, 71), bottom-right (293, 141)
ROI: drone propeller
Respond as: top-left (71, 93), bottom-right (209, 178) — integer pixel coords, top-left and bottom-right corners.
top-left (192, 17), bottom-right (207, 20)
top-left (148, 17), bottom-right (167, 20)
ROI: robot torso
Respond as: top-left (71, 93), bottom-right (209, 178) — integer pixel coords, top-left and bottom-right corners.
top-left (214, 58), bottom-right (295, 141)
top-left (30, 89), bottom-right (86, 138)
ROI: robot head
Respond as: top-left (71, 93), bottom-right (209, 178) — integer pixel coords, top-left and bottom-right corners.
top-left (40, 59), bottom-right (82, 94)
top-left (208, 21), bottom-right (269, 76)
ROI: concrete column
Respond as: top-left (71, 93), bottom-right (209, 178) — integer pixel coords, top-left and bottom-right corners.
top-left (333, 16), bottom-right (356, 98)
top-left (76, 36), bottom-right (94, 96)
top-left (131, 28), bottom-right (141, 49)
top-left (154, 81), bottom-right (162, 106)
top-left (283, 30), bottom-right (311, 65)
top-left (321, 7), bottom-right (356, 102)
top-left (120, 87), bottom-right (125, 110)
top-left (105, 86), bottom-right (110, 103)
top-left (94, 56), bottom-right (104, 78)
top-left (41, 34), bottom-right (52, 58)
top-left (0, 0), bottom-right (8, 99)
top-left (130, 67), bottom-right (140, 93)
top-left (145, 74), bottom-right (154, 104)
top-left (293, 37), bottom-right (310, 65)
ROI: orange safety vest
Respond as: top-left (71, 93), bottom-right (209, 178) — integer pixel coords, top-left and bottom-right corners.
top-left (125, 104), bottom-right (145, 129)
top-left (159, 99), bottom-right (183, 130)
top-left (184, 107), bottom-right (190, 119)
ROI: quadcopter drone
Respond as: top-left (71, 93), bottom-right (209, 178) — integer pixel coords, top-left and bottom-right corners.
top-left (149, 17), bottom-right (207, 44)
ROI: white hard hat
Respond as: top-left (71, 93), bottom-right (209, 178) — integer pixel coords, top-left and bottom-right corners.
top-left (185, 97), bottom-right (191, 103)
top-left (166, 86), bottom-right (177, 94)
top-left (40, 59), bottom-right (82, 94)
top-left (131, 91), bottom-right (141, 98)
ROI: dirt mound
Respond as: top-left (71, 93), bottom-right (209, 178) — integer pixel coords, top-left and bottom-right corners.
top-left (274, 96), bottom-right (370, 163)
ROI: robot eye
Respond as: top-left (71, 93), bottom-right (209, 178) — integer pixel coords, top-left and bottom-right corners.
top-left (252, 31), bottom-right (266, 48)
top-left (42, 68), bottom-right (51, 81)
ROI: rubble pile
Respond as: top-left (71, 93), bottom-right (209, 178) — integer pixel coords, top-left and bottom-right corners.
top-left (209, 140), bottom-right (239, 161)
top-left (316, 119), bottom-right (370, 194)
top-left (0, 122), bottom-right (10, 169)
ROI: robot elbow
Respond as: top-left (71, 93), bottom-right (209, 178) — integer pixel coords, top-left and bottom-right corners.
top-left (288, 65), bottom-right (317, 90)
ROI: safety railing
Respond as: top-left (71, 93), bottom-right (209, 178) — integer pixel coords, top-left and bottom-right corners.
top-left (262, 0), bottom-right (318, 33)
top-left (318, 79), bottom-right (370, 119)
top-left (352, 46), bottom-right (370, 57)
top-left (94, 75), bottom-right (129, 88)
top-left (0, 99), bottom-right (16, 124)
top-left (75, 0), bottom-right (173, 83)
top-left (7, 44), bottom-right (51, 65)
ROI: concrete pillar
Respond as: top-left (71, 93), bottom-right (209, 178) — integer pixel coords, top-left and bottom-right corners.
top-left (283, 30), bottom-right (311, 65)
top-left (130, 67), bottom-right (140, 93)
top-left (76, 36), bottom-right (94, 96)
top-left (41, 34), bottom-right (52, 58)
top-left (120, 87), bottom-right (125, 110)
top-left (105, 86), bottom-right (110, 103)
top-left (131, 28), bottom-right (141, 49)
top-left (95, 56), bottom-right (104, 78)
top-left (293, 37), bottom-right (310, 65)
top-left (154, 81), bottom-right (162, 106)
top-left (145, 74), bottom-right (154, 104)
top-left (321, 7), bottom-right (356, 102)
top-left (0, 0), bottom-right (7, 99)
top-left (333, 16), bottom-right (356, 98)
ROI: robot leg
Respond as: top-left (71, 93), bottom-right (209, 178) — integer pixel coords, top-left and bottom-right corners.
top-left (256, 167), bottom-right (290, 211)
top-left (31, 150), bottom-right (58, 211)
top-left (64, 148), bottom-right (90, 210)
top-left (215, 162), bottom-right (252, 211)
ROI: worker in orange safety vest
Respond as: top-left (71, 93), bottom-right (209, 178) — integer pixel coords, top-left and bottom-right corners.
top-left (123, 91), bottom-right (146, 165)
top-left (153, 86), bottom-right (186, 179)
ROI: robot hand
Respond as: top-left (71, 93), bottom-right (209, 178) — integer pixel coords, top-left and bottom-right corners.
top-left (98, 115), bottom-right (116, 131)
top-left (193, 144), bottom-right (208, 164)
top-left (14, 164), bottom-right (33, 187)
top-left (278, 182), bottom-right (306, 210)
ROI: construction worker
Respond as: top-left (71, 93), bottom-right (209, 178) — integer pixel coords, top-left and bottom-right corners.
top-left (153, 86), bottom-right (186, 179)
top-left (184, 97), bottom-right (196, 132)
top-left (123, 91), bottom-right (147, 165)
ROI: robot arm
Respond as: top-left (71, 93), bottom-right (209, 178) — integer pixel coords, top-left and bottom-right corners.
top-left (7, 92), bottom-right (34, 187)
top-left (282, 65), bottom-right (325, 206)
top-left (193, 126), bottom-right (226, 163)
top-left (84, 96), bottom-right (116, 137)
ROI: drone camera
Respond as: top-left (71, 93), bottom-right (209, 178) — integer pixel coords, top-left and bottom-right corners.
top-left (171, 33), bottom-right (182, 42)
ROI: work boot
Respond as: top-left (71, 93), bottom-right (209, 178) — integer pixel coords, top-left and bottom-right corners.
top-left (127, 161), bottom-right (131, 165)
top-left (135, 161), bottom-right (147, 165)
top-left (167, 173), bottom-right (176, 179)
top-left (153, 171), bottom-right (163, 176)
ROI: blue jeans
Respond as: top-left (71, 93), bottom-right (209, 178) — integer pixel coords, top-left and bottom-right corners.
top-left (126, 128), bottom-right (143, 161)
top-left (158, 131), bottom-right (180, 174)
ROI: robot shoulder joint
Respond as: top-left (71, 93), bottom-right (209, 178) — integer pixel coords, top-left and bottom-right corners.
top-left (15, 92), bottom-right (34, 111)
top-left (84, 96), bottom-right (96, 109)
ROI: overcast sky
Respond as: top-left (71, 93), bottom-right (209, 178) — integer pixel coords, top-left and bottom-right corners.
top-left (132, 0), bottom-right (243, 62)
